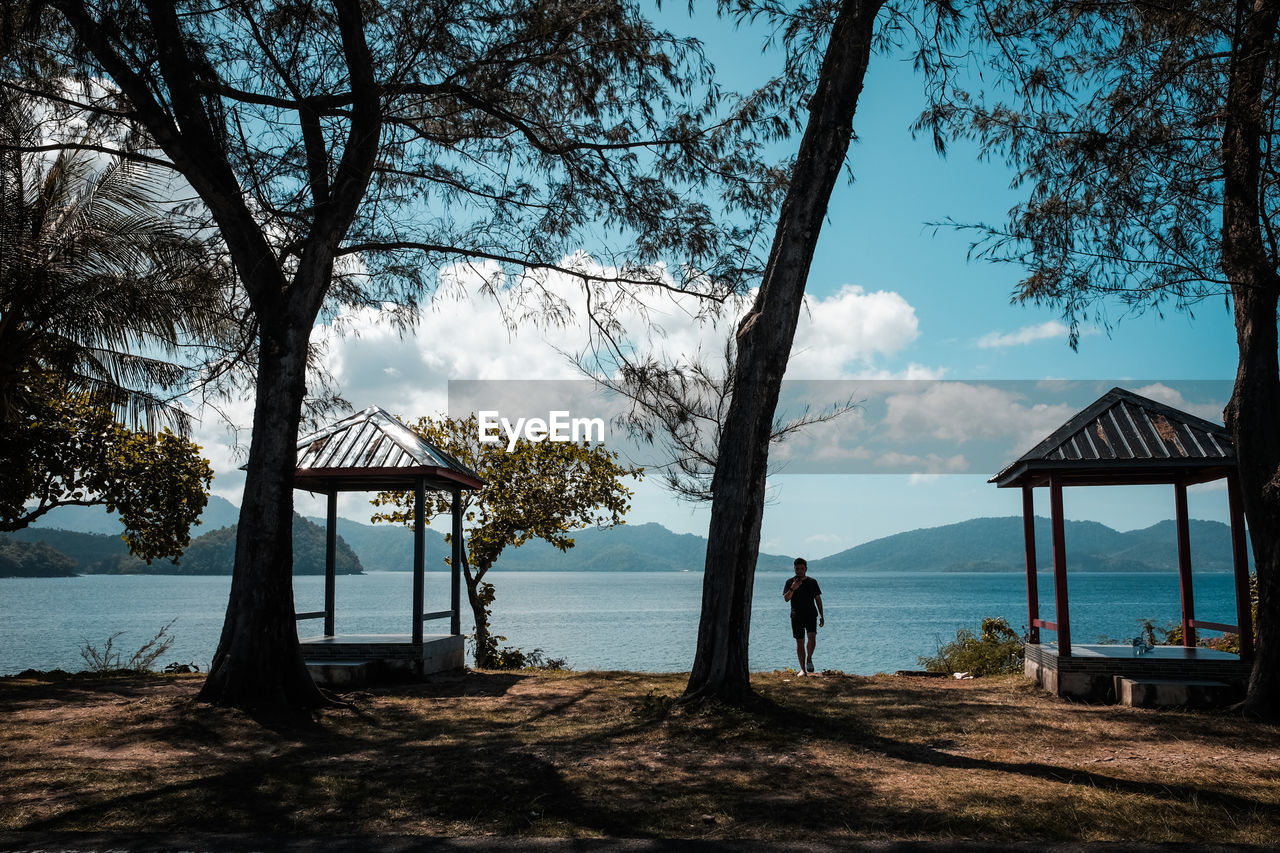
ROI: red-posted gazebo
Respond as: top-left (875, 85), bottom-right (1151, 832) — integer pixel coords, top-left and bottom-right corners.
top-left (291, 406), bottom-right (483, 684)
top-left (990, 387), bottom-right (1254, 704)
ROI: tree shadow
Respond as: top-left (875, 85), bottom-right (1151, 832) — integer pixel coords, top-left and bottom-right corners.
top-left (10, 671), bottom-right (1280, 840)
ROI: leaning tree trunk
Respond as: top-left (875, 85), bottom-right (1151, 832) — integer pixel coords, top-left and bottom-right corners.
top-left (1219, 0), bottom-right (1280, 718)
top-left (197, 316), bottom-right (332, 713)
top-left (683, 0), bottom-right (886, 704)
top-left (464, 573), bottom-right (496, 669)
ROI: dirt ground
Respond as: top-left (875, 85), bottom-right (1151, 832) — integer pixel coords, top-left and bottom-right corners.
top-left (2, 669), bottom-right (1279, 843)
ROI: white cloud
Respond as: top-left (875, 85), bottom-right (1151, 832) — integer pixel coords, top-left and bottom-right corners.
top-left (881, 382), bottom-right (1075, 449)
top-left (873, 451), bottom-right (969, 474)
top-left (1132, 383), bottom-right (1227, 426)
top-left (196, 257), bottom-right (938, 508)
top-left (976, 321), bottom-right (1069, 349)
top-left (314, 267), bottom-right (929, 409)
top-left (788, 285), bottom-right (920, 377)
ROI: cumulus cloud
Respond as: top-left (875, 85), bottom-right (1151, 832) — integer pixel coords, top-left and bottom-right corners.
top-left (313, 267), bottom-right (928, 412)
top-left (1132, 383), bottom-right (1227, 425)
top-left (788, 285), bottom-right (920, 377)
top-left (881, 382), bottom-right (1076, 449)
top-left (197, 257), bottom-right (935, 505)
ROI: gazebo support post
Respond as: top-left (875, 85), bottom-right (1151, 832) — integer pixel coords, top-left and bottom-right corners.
top-left (1050, 473), bottom-right (1071, 657)
top-left (412, 478), bottom-right (425, 645)
top-left (1022, 485), bottom-right (1040, 645)
top-left (1228, 473), bottom-right (1255, 660)
top-left (1174, 480), bottom-right (1196, 646)
top-left (451, 488), bottom-right (462, 636)
top-left (324, 489), bottom-right (337, 637)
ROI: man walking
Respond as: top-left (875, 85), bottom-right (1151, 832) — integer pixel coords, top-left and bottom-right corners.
top-left (783, 557), bottom-right (824, 675)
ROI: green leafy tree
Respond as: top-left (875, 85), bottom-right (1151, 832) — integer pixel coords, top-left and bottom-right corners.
top-left (0, 373), bottom-right (212, 561)
top-left (5, 0), bottom-right (780, 713)
top-left (0, 94), bottom-right (216, 558)
top-left (923, 0), bottom-right (1280, 716)
top-left (372, 413), bottom-right (642, 669)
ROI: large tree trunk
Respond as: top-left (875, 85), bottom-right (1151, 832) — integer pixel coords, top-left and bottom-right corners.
top-left (1228, 283), bottom-right (1280, 717)
top-left (1219, 0), bottom-right (1280, 718)
top-left (683, 0), bottom-right (886, 704)
top-left (197, 316), bottom-right (331, 713)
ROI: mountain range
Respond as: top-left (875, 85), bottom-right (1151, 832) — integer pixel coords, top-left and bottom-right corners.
top-left (2, 495), bottom-right (1251, 576)
top-left (810, 516), bottom-right (1250, 574)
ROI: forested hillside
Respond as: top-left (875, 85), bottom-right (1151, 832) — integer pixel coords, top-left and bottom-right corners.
top-left (8, 514), bottom-right (362, 575)
top-left (811, 517), bottom-right (1249, 573)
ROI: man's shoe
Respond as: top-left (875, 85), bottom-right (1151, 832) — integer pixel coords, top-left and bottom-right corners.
top-left (806, 658), bottom-right (815, 673)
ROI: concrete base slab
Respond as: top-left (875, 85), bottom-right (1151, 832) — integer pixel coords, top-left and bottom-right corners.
top-left (1024, 643), bottom-right (1250, 703)
top-left (306, 661), bottom-right (373, 688)
top-left (1115, 676), bottom-right (1238, 709)
top-left (302, 634), bottom-right (466, 688)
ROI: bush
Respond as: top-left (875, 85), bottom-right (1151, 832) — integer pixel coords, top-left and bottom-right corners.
top-left (468, 628), bottom-right (569, 672)
top-left (920, 617), bottom-right (1024, 677)
top-left (490, 645), bottom-right (569, 672)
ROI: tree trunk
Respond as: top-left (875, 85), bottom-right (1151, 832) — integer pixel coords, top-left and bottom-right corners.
top-left (1229, 283), bottom-right (1280, 717)
top-left (1219, 0), bottom-right (1280, 718)
top-left (683, 0), bottom-right (885, 704)
top-left (465, 576), bottom-right (494, 669)
top-left (197, 316), bottom-right (332, 713)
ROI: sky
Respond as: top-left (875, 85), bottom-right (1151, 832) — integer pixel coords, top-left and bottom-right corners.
top-left (185, 6), bottom-right (1244, 560)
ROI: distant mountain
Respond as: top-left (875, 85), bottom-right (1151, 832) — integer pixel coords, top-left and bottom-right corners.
top-left (308, 516), bottom-right (450, 572)
top-left (484, 522), bottom-right (795, 572)
top-left (14, 501), bottom-right (1252, 577)
top-left (312, 518), bottom-right (794, 573)
top-left (0, 536), bottom-right (78, 577)
top-left (810, 516), bottom-right (1251, 574)
top-left (6, 526), bottom-right (131, 568)
top-left (9, 512), bottom-right (362, 576)
top-left (27, 494), bottom-right (242, 537)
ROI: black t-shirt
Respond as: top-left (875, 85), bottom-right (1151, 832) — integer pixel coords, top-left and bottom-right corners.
top-left (785, 575), bottom-right (821, 614)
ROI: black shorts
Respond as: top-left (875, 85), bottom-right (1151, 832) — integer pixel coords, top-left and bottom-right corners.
top-left (791, 611), bottom-right (817, 639)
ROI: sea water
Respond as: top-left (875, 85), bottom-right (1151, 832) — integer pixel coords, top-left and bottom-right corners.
top-left (0, 570), bottom-right (1242, 676)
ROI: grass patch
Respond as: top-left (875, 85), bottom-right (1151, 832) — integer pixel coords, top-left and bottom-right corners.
top-left (1, 669), bottom-right (1278, 842)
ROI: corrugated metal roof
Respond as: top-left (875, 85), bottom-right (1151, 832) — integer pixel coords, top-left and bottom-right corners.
top-left (294, 406), bottom-right (483, 491)
top-left (991, 387), bottom-right (1235, 488)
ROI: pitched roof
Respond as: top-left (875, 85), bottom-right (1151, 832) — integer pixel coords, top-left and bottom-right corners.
top-left (294, 406), bottom-right (484, 492)
top-left (990, 387), bottom-right (1235, 488)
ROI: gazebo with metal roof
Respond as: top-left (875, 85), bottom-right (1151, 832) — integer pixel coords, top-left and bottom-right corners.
top-left (990, 387), bottom-right (1253, 704)
top-left (292, 406), bottom-right (484, 683)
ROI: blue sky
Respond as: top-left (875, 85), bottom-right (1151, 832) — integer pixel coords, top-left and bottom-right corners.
top-left (187, 5), bottom-right (1243, 559)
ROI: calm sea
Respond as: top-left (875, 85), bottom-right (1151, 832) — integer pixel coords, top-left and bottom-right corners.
top-left (0, 570), bottom-right (1242, 676)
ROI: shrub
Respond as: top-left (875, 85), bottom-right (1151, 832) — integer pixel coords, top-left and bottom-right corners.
top-left (78, 619), bottom-right (177, 673)
top-left (920, 617), bottom-right (1024, 676)
top-left (1129, 573), bottom-right (1257, 655)
top-left (490, 644), bottom-right (569, 671)
top-left (468, 630), bottom-right (569, 671)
